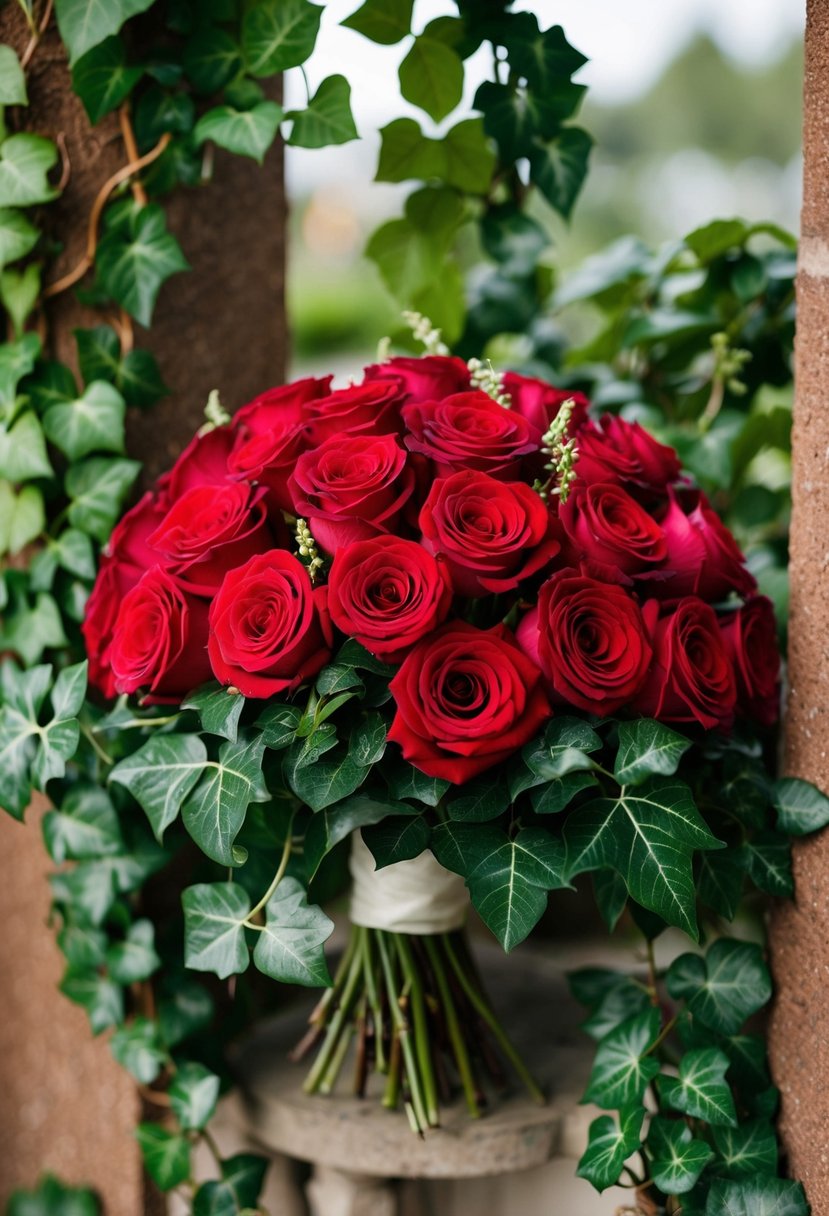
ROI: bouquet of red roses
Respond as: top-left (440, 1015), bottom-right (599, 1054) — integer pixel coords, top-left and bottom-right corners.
top-left (83, 329), bottom-right (779, 1134)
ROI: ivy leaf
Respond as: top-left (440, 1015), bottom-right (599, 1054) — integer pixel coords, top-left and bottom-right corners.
top-left (169, 1062), bottom-right (221, 1131)
top-left (65, 456), bottom-right (140, 541)
top-left (195, 101), bottom-right (283, 164)
top-left (182, 882), bottom-right (251, 979)
top-left (0, 411), bottom-right (53, 481)
top-left (7, 1176), bottom-right (100, 1216)
top-left (285, 743), bottom-right (370, 813)
top-left (363, 814), bottom-right (430, 869)
top-left (773, 776), bottom-right (829, 835)
top-left (659, 1048), bottom-right (737, 1127)
top-left (255, 701), bottom-right (301, 750)
top-left (54, 0), bottom-right (155, 64)
top-left (431, 822), bottom-right (568, 951)
top-left (399, 30), bottom-right (463, 122)
top-left (583, 1008), bottom-right (661, 1108)
top-left (0, 660), bottom-right (86, 818)
top-left (564, 777), bottom-right (721, 938)
top-left (576, 1105), bottom-right (644, 1192)
top-left (183, 27), bottom-right (242, 94)
top-left (43, 380), bottom-right (126, 461)
top-left (376, 118), bottom-right (446, 185)
top-left (252, 876), bottom-right (333, 987)
top-left (704, 1177), bottom-right (808, 1216)
top-left (0, 483), bottom-right (45, 557)
top-left (110, 734), bottom-right (208, 841)
top-left (136, 1123), bottom-right (191, 1192)
top-left (0, 208), bottom-right (39, 269)
top-left (342, 0), bottom-right (413, 44)
top-left (157, 973), bottom-right (214, 1048)
top-left (287, 74), bottom-right (358, 148)
top-left (648, 1117), bottom-right (714, 1195)
top-left (110, 1016), bottom-right (166, 1083)
top-left (509, 14), bottom-right (588, 89)
top-left (385, 757), bottom-right (450, 807)
top-left (711, 1120), bottom-right (778, 1179)
top-left (75, 325), bottom-right (168, 409)
top-left (697, 849), bottom-right (745, 920)
top-left (740, 833), bottom-right (793, 898)
top-left (529, 127), bottom-right (593, 220)
top-left (182, 735), bottom-right (268, 866)
top-left (522, 716), bottom-right (602, 782)
top-left (0, 331), bottom-right (40, 416)
top-left (242, 0), bottom-right (323, 76)
top-left (1, 263), bottom-right (41, 336)
top-left (592, 869), bottom-right (628, 931)
top-left (350, 710), bottom-right (387, 766)
top-left (60, 970), bottom-right (123, 1033)
top-left (0, 134), bottom-right (59, 207)
top-left (72, 36), bottom-right (142, 123)
top-left (182, 683), bottom-right (245, 743)
top-left (58, 924), bottom-right (108, 970)
top-left (614, 719), bottom-right (691, 785)
top-left (0, 45), bottom-right (27, 105)
top-left (192, 1155), bottom-right (268, 1216)
top-left (580, 977), bottom-right (652, 1041)
top-left (666, 939), bottom-right (772, 1036)
top-left (303, 794), bottom-right (394, 881)
top-left (106, 919), bottom-right (160, 985)
top-left (446, 772), bottom-right (510, 822)
top-left (96, 202), bottom-right (189, 326)
top-left (42, 783), bottom-right (123, 863)
top-left (443, 118), bottom-right (496, 194)
top-left (0, 587), bottom-right (67, 666)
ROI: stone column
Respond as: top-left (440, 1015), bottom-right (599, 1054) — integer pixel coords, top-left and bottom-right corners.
top-left (768, 2), bottom-right (829, 1211)
top-left (0, 9), bottom-right (286, 1211)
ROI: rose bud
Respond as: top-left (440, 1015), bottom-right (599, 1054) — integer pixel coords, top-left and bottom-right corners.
top-left (718, 595), bottom-right (780, 727)
top-left (305, 380), bottom-right (405, 445)
top-left (559, 481), bottom-right (667, 583)
top-left (502, 372), bottom-right (590, 442)
top-left (388, 621), bottom-right (551, 783)
top-left (288, 432), bottom-right (415, 554)
top-left (419, 469), bottom-right (562, 596)
top-left (657, 489), bottom-right (757, 603)
top-left (109, 566), bottom-right (211, 703)
top-left (517, 570), bottom-right (652, 716)
top-left (327, 536), bottom-right (453, 664)
top-left (208, 551), bottom-right (332, 698)
top-left (364, 354), bottom-right (470, 403)
top-left (633, 596), bottom-right (737, 731)
top-left (402, 390), bottom-right (538, 480)
top-left (574, 414), bottom-right (682, 495)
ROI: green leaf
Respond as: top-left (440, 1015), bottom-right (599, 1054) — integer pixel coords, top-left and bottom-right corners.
top-left (583, 1008), bottom-right (661, 1108)
top-left (529, 127), bottom-right (592, 220)
top-left (287, 74), bottom-right (357, 148)
top-left (481, 205), bottom-right (548, 277)
top-left (0, 660), bottom-right (85, 816)
top-left (350, 710), bottom-right (386, 766)
top-left (195, 100), bottom-right (283, 164)
top-left (157, 973), bottom-right (214, 1047)
top-left (576, 1105), bottom-right (644, 1192)
top-left (523, 718), bottom-right (603, 784)
top-left (110, 1016), bottom-right (166, 1083)
top-left (592, 869), bottom-right (628, 931)
top-left (659, 1047), bottom-right (737, 1126)
top-left (647, 1116), bottom-right (714, 1194)
top-left (303, 794), bottom-right (394, 880)
top-left (740, 833), bottom-right (793, 898)
top-left (1, 262), bottom-right (40, 336)
top-left (117, 348), bottom-right (169, 408)
top-left (0, 331), bottom-right (40, 415)
top-left (363, 814), bottom-right (430, 869)
top-left (96, 202), bottom-right (189, 326)
top-left (183, 27), bottom-right (242, 94)
top-left (684, 218), bottom-right (749, 263)
top-left (667, 939), bottom-right (772, 1036)
top-left (54, 0), bottom-right (155, 64)
top-left (0, 134), bottom-right (59, 207)
top-left (376, 118), bottom-right (445, 185)
top-left (106, 919), bottom-right (160, 984)
top-left (446, 772), bottom-right (510, 822)
top-left (0, 208), bottom-right (39, 269)
top-left (43, 380), bottom-right (126, 461)
top-left (704, 1177), bottom-right (808, 1216)
top-left (65, 455), bottom-right (140, 541)
top-left (255, 701), bottom-right (301, 750)
top-left (182, 882), bottom-right (251, 979)
top-left (0, 411), bottom-right (53, 481)
top-left (1, 483), bottom-right (45, 556)
top-left (182, 683), bottom-right (244, 743)
top-left (614, 719), bottom-right (691, 785)
top-left (72, 36), bottom-right (142, 123)
top-left (169, 1062), bottom-right (221, 1131)
top-left (58, 923), bottom-right (108, 970)
top-left (242, 0), bottom-right (322, 76)
top-left (60, 969), bottom-right (123, 1033)
top-left (42, 783), bottom-right (123, 863)
top-left (0, 588), bottom-right (67, 667)
top-left (110, 734), bottom-right (208, 841)
top-left (342, 0), bottom-right (413, 43)
top-left (711, 1120), bottom-right (778, 1179)
top-left (286, 742), bottom-right (369, 813)
top-left (564, 777), bottom-right (721, 938)
top-left (182, 735), bottom-right (268, 865)
top-left (580, 977), bottom-right (652, 1041)
top-left (443, 118), bottom-right (497, 194)
top-left (697, 848), bottom-right (745, 920)
top-left (252, 876), bottom-right (333, 986)
top-left (509, 15), bottom-right (588, 90)
top-left (193, 1155), bottom-right (268, 1216)
top-left (399, 31), bottom-right (463, 122)
top-left (136, 1123), bottom-right (191, 1191)
top-left (385, 756), bottom-right (450, 807)
top-left (773, 776), bottom-right (829, 835)
top-left (75, 326), bottom-right (168, 409)
top-left (7, 1175), bottom-right (100, 1216)
top-left (531, 770), bottom-right (598, 815)
top-left (431, 822), bottom-right (568, 951)
top-left (0, 45), bottom-right (27, 105)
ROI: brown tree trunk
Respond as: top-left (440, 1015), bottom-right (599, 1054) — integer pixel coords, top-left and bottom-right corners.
top-left (769, 2), bottom-right (829, 1211)
top-left (0, 8), bottom-right (286, 1211)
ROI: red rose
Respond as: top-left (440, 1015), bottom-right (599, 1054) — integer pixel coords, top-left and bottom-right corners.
top-left (208, 551), bottom-right (332, 698)
top-left (517, 571), bottom-right (652, 715)
top-left (164, 426), bottom-right (235, 503)
top-left (109, 566), bottom-right (211, 703)
top-left (148, 483), bottom-right (273, 595)
top-left (502, 372), bottom-right (590, 441)
top-left (419, 469), bottom-right (561, 596)
top-left (327, 537), bottom-right (453, 663)
top-left (288, 433), bottom-right (415, 554)
top-left (633, 597), bottom-right (737, 730)
top-left (233, 377), bottom-right (333, 432)
top-left (305, 381), bottom-right (404, 445)
top-left (364, 354), bottom-right (470, 403)
top-left (559, 481), bottom-right (667, 582)
top-left (388, 621), bottom-right (551, 783)
top-left (402, 391), bottom-right (537, 479)
top-left (719, 596), bottom-right (780, 727)
top-left (574, 414), bottom-right (681, 495)
top-left (657, 489), bottom-right (756, 603)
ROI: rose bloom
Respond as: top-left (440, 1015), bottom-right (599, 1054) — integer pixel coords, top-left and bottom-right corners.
top-left (502, 372), bottom-right (590, 441)
top-left (559, 481), bottom-right (667, 582)
top-left (109, 566), bottom-right (211, 702)
top-left (208, 551), bottom-right (332, 697)
top-left (163, 426), bottom-right (235, 503)
top-left (657, 489), bottom-right (757, 603)
top-left (402, 390), bottom-right (538, 479)
top-left (149, 483), bottom-right (273, 595)
top-left (305, 381), bottom-right (404, 445)
top-left (288, 432), bottom-right (415, 554)
top-left (419, 469), bottom-right (561, 596)
top-left (633, 597), bottom-right (737, 731)
top-left (719, 595), bottom-right (780, 727)
top-left (574, 414), bottom-right (682, 495)
top-left (327, 536), bottom-right (452, 663)
top-left (388, 622), bottom-right (551, 783)
top-left (364, 354), bottom-right (470, 403)
top-left (517, 570), bottom-right (652, 715)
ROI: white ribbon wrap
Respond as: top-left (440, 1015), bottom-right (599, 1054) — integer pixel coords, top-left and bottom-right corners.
top-left (349, 832), bottom-right (468, 934)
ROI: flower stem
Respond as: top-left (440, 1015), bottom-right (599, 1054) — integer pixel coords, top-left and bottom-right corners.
top-left (245, 813), bottom-right (295, 926)
top-left (376, 930), bottom-right (428, 1134)
top-left (303, 937), bottom-right (363, 1094)
top-left (395, 934), bottom-right (439, 1127)
top-left (424, 936), bottom-right (480, 1118)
